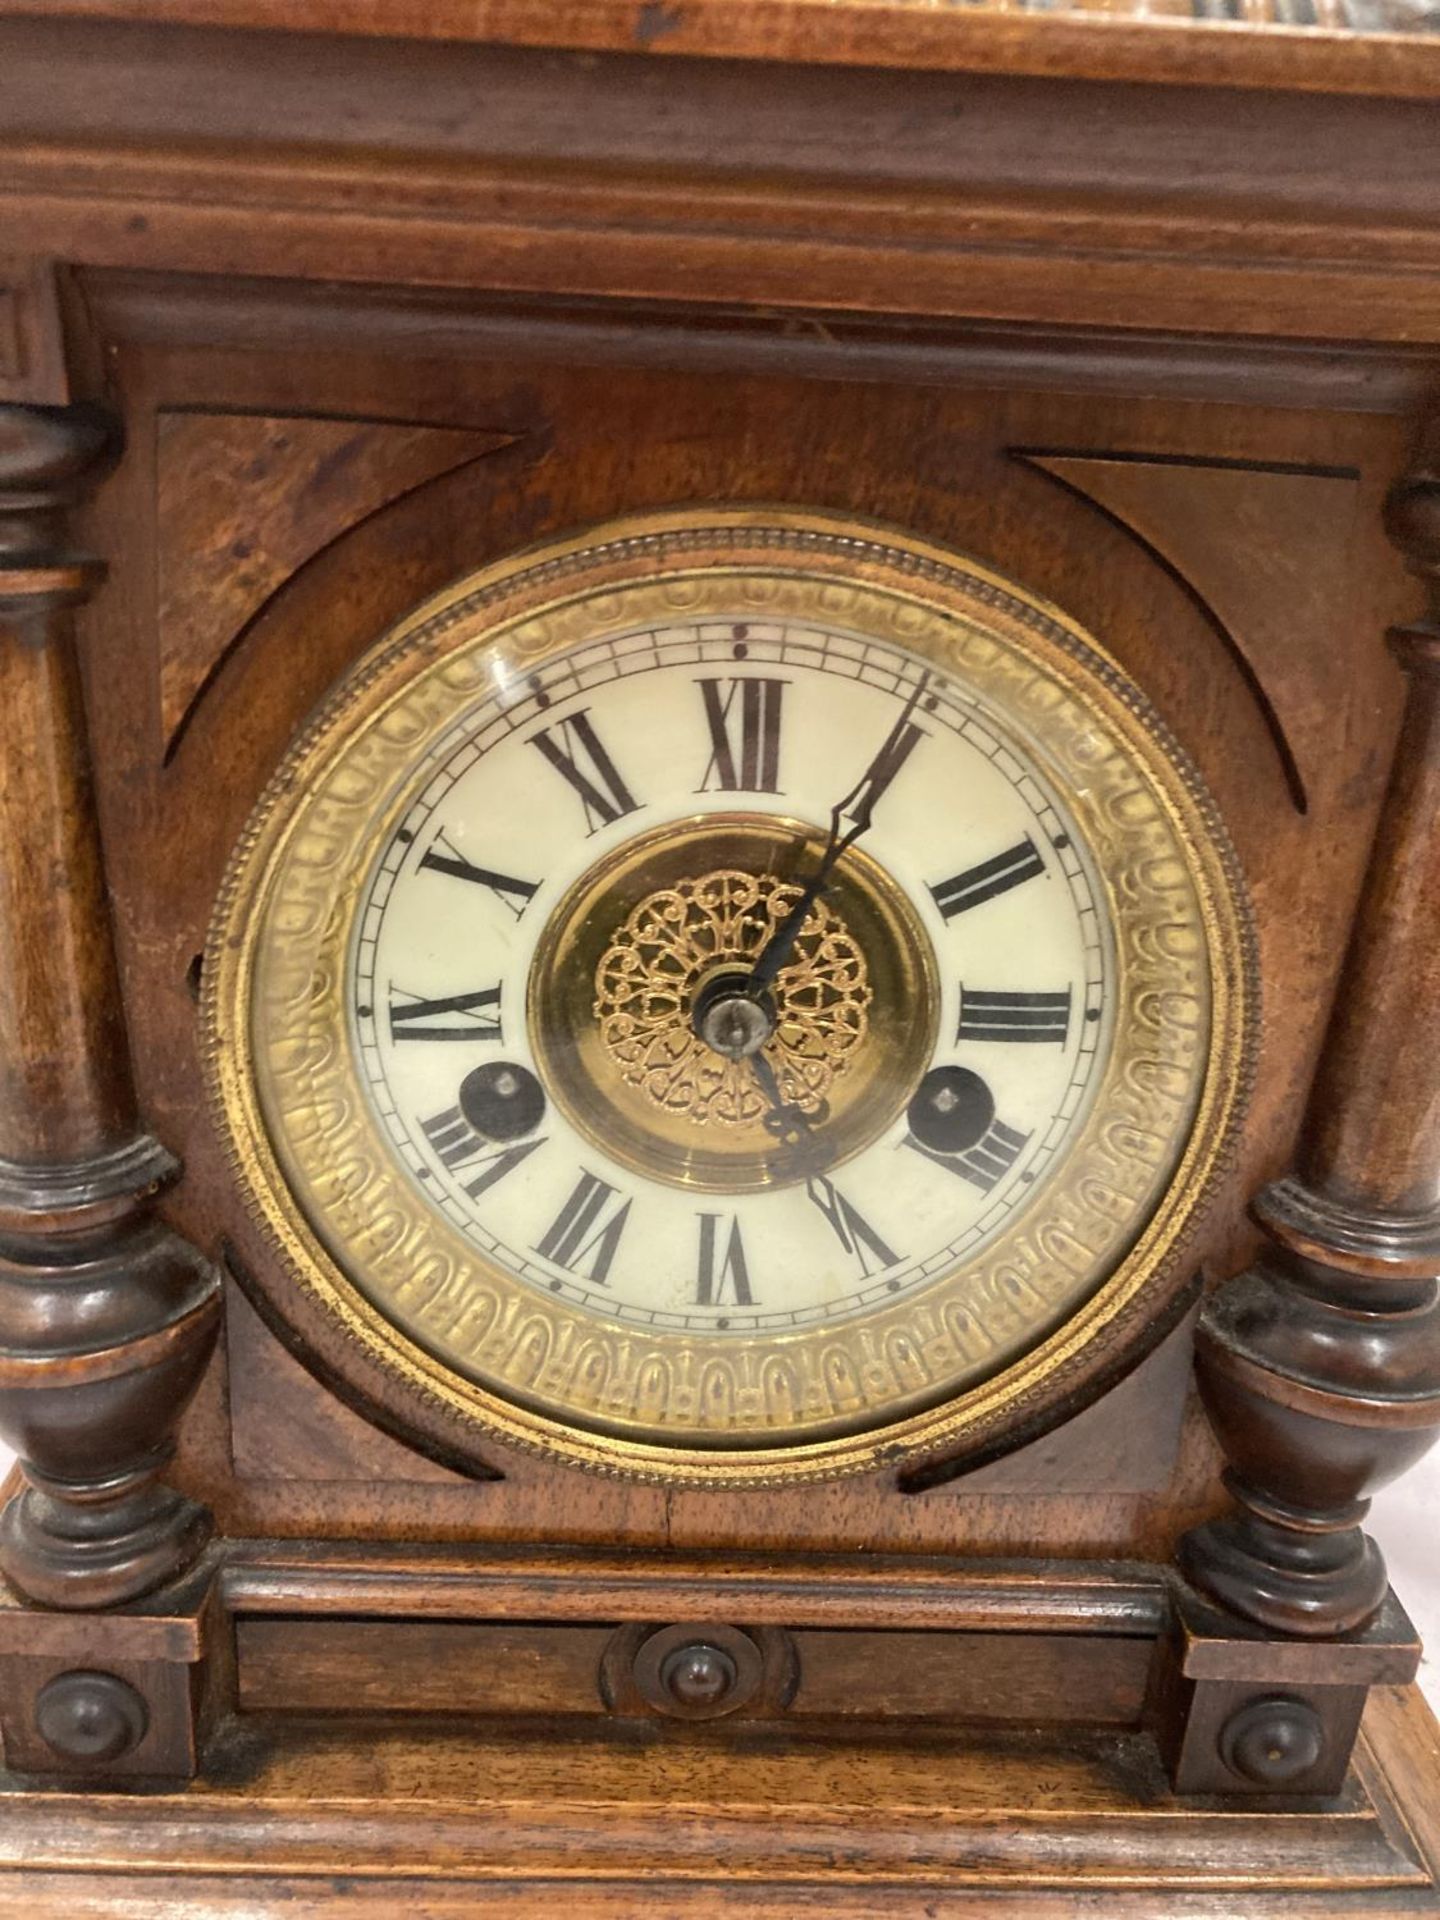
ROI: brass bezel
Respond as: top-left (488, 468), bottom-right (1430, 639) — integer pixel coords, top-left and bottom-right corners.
top-left (203, 506), bottom-right (1256, 1487)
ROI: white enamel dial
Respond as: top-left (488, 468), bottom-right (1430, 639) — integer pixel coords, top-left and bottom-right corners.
top-left (349, 619), bottom-right (1112, 1335)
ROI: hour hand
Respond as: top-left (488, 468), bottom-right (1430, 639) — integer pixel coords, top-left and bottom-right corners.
top-left (750, 1049), bottom-right (828, 1164)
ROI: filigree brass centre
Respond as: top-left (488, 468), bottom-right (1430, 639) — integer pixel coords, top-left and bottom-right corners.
top-left (595, 869), bottom-right (871, 1127)
top-left (527, 813), bottom-right (937, 1193)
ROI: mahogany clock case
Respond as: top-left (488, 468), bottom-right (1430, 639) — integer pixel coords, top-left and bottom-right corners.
top-left (80, 292), bottom-right (1402, 1551)
top-left (2, 8), bottom-right (1440, 1910)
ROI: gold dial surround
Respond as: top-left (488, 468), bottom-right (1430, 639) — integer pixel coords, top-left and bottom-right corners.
top-left (204, 507), bottom-right (1256, 1486)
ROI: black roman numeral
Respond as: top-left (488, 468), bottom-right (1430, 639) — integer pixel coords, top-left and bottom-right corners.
top-left (930, 837), bottom-right (1046, 921)
top-left (530, 710), bottom-right (639, 832)
top-left (957, 987), bottom-right (1071, 1046)
top-left (418, 834), bottom-right (538, 920)
top-left (695, 1214), bottom-right (755, 1306)
top-left (904, 1118), bottom-right (1030, 1193)
top-left (535, 1172), bottom-right (632, 1284)
top-left (389, 985), bottom-right (502, 1044)
top-left (805, 1175), bottom-right (901, 1277)
top-left (697, 677), bottom-right (785, 793)
top-left (420, 1106), bottom-right (544, 1198)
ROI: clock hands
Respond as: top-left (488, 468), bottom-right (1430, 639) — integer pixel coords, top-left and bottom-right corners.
top-left (749, 1046), bottom-right (826, 1159)
top-left (690, 667), bottom-right (931, 1075)
top-left (746, 668), bottom-right (932, 998)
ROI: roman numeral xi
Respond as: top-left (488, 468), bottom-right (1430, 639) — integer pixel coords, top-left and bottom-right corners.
top-left (530, 711), bottom-right (639, 833)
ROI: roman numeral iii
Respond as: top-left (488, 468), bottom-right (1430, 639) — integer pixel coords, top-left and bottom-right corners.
top-left (930, 837), bottom-right (1045, 920)
top-left (957, 987), bottom-right (1071, 1046)
top-left (530, 710), bottom-right (640, 832)
top-left (697, 677), bottom-right (785, 793)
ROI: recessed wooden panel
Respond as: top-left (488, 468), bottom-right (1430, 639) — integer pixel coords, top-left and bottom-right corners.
top-left (235, 1617), bottom-right (1151, 1725)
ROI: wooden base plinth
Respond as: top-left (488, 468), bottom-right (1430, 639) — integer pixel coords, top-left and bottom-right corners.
top-left (0, 1685), bottom-right (1436, 1915)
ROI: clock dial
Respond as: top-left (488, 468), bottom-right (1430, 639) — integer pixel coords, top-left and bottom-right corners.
top-left (206, 510), bottom-right (1254, 1483)
top-left (351, 630), bottom-right (1105, 1336)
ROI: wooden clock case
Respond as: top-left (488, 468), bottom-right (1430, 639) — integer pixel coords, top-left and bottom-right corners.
top-left (0, 6), bottom-right (1439, 1912)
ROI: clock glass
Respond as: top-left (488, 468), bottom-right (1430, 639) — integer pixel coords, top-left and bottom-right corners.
top-left (205, 510), bottom-right (1253, 1483)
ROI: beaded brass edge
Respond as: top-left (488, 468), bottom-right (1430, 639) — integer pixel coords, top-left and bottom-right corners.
top-left (202, 506), bottom-right (1257, 1487)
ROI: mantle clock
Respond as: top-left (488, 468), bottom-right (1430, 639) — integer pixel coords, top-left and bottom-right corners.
top-left (1, 4), bottom-right (1439, 1913)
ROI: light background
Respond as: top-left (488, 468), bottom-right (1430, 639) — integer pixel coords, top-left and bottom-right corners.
top-left (0, 1440), bottom-right (1433, 1711)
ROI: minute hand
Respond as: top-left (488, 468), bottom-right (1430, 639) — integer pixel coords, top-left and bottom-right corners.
top-left (747, 670), bottom-right (931, 996)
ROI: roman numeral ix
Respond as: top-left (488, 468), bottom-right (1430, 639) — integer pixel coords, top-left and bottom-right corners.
top-left (389, 985), bottom-right (502, 1044)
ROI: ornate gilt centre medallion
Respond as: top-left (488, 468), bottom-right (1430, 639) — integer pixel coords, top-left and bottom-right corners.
top-left (204, 507), bottom-right (1255, 1484)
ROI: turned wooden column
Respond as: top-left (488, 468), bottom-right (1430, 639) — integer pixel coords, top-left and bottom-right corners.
top-left (0, 402), bottom-right (221, 1610)
top-left (1179, 426), bottom-right (1440, 1638)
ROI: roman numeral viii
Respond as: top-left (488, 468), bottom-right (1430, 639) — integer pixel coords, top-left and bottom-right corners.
top-left (535, 1173), bottom-right (632, 1284)
top-left (389, 985), bottom-right (502, 1044)
top-left (697, 677), bottom-right (785, 793)
top-left (957, 987), bottom-right (1071, 1046)
top-left (420, 1107), bottom-right (544, 1198)
top-left (695, 1214), bottom-right (755, 1306)
top-left (930, 837), bottom-right (1045, 920)
top-left (530, 711), bottom-right (639, 833)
